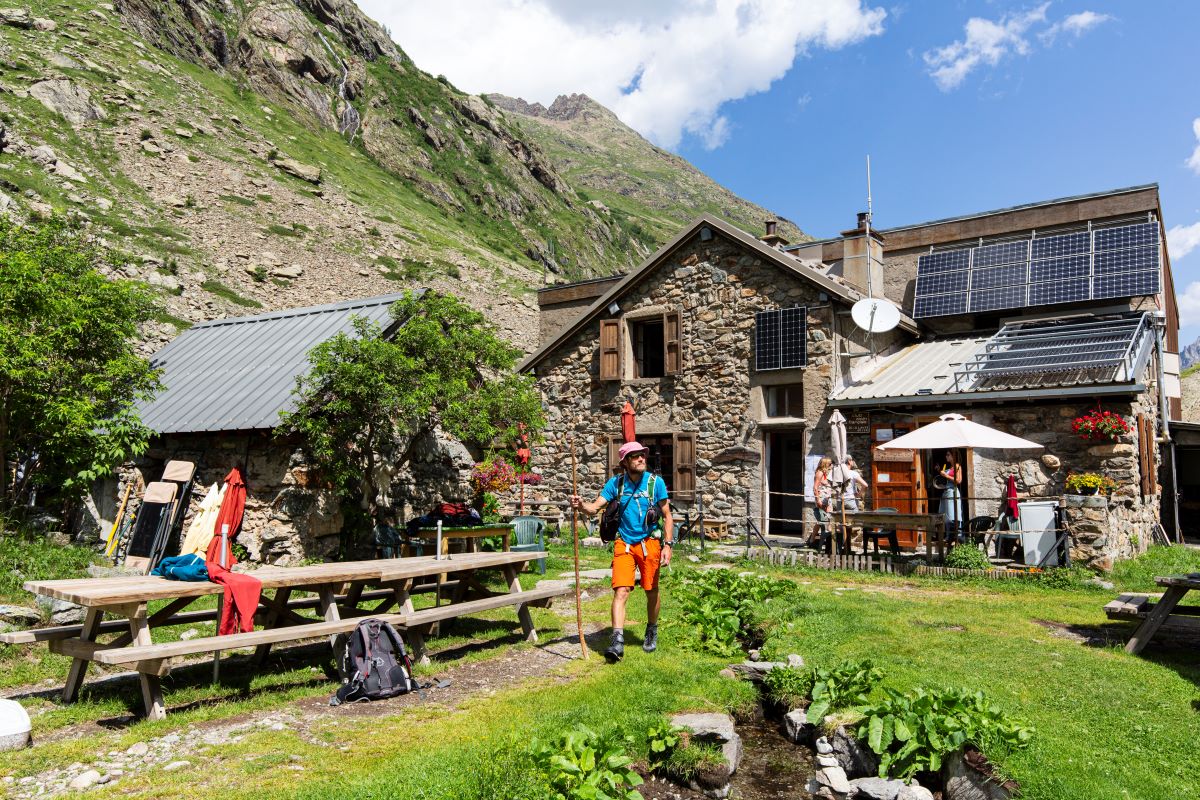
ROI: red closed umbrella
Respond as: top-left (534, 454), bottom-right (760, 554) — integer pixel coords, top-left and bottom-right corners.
top-left (204, 466), bottom-right (259, 636)
top-left (621, 401), bottom-right (637, 443)
top-left (206, 467), bottom-right (246, 568)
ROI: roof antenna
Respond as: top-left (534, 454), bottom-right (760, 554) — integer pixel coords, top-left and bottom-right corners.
top-left (847, 155), bottom-right (901, 358)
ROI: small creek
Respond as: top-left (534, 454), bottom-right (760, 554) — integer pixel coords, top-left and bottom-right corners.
top-left (315, 30), bottom-right (361, 140)
top-left (728, 709), bottom-right (815, 799)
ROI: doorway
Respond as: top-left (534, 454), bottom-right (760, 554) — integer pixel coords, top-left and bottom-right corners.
top-left (869, 422), bottom-right (926, 548)
top-left (767, 431), bottom-right (807, 535)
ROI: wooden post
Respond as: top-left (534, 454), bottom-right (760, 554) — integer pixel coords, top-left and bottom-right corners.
top-left (571, 441), bottom-right (587, 659)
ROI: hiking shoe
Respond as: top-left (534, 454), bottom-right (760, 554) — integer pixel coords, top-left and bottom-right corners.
top-left (642, 624), bottom-right (658, 653)
top-left (604, 631), bottom-right (625, 663)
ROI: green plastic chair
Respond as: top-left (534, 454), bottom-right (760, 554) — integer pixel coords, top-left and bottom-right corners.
top-left (510, 516), bottom-right (546, 574)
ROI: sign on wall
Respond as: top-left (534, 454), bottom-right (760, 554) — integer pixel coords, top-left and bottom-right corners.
top-left (847, 411), bottom-right (870, 435)
top-left (873, 446), bottom-right (915, 462)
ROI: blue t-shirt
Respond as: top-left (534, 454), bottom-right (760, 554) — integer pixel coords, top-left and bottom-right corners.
top-left (601, 471), bottom-right (669, 545)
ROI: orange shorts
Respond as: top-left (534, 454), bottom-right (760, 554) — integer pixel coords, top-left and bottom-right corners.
top-left (612, 538), bottom-right (661, 591)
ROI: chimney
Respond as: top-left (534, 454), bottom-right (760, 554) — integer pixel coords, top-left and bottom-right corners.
top-left (840, 212), bottom-right (884, 296)
top-left (760, 218), bottom-right (788, 248)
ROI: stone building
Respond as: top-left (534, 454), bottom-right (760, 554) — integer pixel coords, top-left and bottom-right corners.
top-left (94, 293), bottom-right (477, 565)
top-left (522, 185), bottom-right (1183, 569)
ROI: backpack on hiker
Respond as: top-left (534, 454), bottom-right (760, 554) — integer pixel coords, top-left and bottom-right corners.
top-left (598, 474), bottom-right (661, 544)
top-left (330, 618), bottom-right (421, 705)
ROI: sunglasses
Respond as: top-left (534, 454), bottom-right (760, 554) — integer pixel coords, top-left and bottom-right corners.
top-left (627, 452), bottom-right (648, 460)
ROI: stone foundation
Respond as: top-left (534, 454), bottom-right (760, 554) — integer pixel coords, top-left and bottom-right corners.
top-left (1063, 493), bottom-right (1153, 571)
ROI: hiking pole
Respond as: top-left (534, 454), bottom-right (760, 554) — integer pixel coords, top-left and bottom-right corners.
top-left (571, 440), bottom-right (587, 660)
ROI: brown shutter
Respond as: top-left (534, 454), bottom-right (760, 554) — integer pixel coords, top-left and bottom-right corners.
top-left (664, 311), bottom-right (681, 375)
top-left (608, 436), bottom-right (623, 478)
top-left (599, 319), bottom-right (620, 380)
top-left (1137, 415), bottom-right (1152, 497)
top-left (673, 432), bottom-right (696, 501)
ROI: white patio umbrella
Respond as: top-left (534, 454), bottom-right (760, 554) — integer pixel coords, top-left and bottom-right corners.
top-left (876, 413), bottom-right (1043, 451)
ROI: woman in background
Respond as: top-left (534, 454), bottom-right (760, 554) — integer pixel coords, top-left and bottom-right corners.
top-left (938, 450), bottom-right (963, 542)
top-left (811, 457), bottom-right (833, 550)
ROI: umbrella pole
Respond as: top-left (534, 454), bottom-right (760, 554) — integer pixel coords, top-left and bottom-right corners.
top-left (571, 441), bottom-right (587, 659)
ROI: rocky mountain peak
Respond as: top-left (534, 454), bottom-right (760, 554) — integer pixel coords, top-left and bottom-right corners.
top-left (544, 93), bottom-right (610, 122)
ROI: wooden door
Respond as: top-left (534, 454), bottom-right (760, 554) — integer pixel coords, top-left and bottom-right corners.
top-left (870, 423), bottom-right (924, 548)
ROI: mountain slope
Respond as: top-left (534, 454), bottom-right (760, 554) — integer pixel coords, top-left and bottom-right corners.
top-left (0, 0), bottom-right (802, 352)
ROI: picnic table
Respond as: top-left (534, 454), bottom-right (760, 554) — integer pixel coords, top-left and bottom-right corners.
top-left (843, 511), bottom-right (947, 558)
top-left (409, 523), bottom-right (513, 555)
top-left (1105, 574), bottom-right (1200, 654)
top-left (0, 551), bottom-right (569, 719)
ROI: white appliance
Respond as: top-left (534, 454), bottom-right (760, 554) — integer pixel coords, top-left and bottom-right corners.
top-left (1017, 500), bottom-right (1060, 567)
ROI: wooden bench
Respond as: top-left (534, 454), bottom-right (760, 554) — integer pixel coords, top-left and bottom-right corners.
top-left (1106, 576), bottom-right (1200, 653)
top-left (3, 551), bottom-right (565, 718)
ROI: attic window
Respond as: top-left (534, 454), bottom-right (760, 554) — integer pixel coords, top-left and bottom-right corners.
top-left (755, 307), bottom-right (806, 371)
top-left (632, 318), bottom-right (665, 378)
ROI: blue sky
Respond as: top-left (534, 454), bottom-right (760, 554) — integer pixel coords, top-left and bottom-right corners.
top-left (360, 1), bottom-right (1200, 347)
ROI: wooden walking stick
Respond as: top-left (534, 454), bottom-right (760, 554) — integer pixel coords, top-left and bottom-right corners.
top-left (571, 440), bottom-right (587, 659)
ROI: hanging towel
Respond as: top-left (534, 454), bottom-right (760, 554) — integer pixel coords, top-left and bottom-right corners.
top-left (207, 562), bottom-right (261, 634)
top-left (151, 553), bottom-right (209, 582)
top-left (180, 483), bottom-right (225, 556)
top-left (1004, 474), bottom-right (1020, 521)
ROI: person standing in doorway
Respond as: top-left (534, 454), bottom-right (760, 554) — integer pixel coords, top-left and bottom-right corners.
top-left (570, 441), bottom-right (673, 662)
top-left (938, 450), bottom-right (963, 542)
top-left (841, 456), bottom-right (869, 512)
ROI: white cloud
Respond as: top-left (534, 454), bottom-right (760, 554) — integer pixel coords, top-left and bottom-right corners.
top-left (1187, 117), bottom-right (1200, 175)
top-left (924, 4), bottom-right (1111, 91)
top-left (1178, 282), bottom-right (1200, 329)
top-left (355, 0), bottom-right (886, 149)
top-left (1168, 220), bottom-right (1200, 262)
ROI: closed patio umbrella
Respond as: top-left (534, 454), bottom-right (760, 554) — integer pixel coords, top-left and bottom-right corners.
top-left (621, 401), bottom-right (637, 443)
top-left (828, 410), bottom-right (848, 554)
top-left (206, 467), bottom-right (246, 569)
top-left (876, 414), bottom-right (1043, 451)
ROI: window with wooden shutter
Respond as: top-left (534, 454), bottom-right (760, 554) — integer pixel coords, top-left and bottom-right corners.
top-left (664, 311), bottom-right (681, 375)
top-left (599, 319), bottom-right (620, 380)
top-left (673, 432), bottom-right (696, 501)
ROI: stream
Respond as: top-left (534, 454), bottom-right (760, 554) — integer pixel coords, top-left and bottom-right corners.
top-left (727, 710), bottom-right (815, 799)
top-left (315, 30), bottom-right (361, 140)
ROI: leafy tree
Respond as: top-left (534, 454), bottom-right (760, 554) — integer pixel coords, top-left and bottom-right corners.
top-left (280, 290), bottom-right (544, 521)
top-left (0, 217), bottom-right (160, 510)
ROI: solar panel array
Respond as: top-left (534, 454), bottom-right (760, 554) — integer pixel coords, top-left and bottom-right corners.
top-left (755, 307), bottom-right (806, 370)
top-left (913, 221), bottom-right (1161, 319)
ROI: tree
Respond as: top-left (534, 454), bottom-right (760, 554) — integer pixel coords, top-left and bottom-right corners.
top-left (279, 290), bottom-right (544, 520)
top-left (0, 217), bottom-right (160, 510)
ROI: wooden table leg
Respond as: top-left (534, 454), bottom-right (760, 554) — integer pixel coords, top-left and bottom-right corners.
top-left (502, 564), bottom-right (537, 643)
top-left (392, 579), bottom-right (429, 665)
top-left (316, 584), bottom-right (342, 649)
top-left (254, 587), bottom-right (292, 665)
top-left (62, 607), bottom-right (103, 704)
top-left (122, 602), bottom-right (166, 720)
top-left (1126, 586), bottom-right (1188, 654)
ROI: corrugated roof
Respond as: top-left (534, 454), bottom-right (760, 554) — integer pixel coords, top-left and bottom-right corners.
top-left (832, 337), bottom-right (990, 404)
top-left (137, 293), bottom-right (408, 434)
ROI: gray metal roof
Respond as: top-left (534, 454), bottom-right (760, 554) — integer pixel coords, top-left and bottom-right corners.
top-left (136, 293), bottom-right (408, 434)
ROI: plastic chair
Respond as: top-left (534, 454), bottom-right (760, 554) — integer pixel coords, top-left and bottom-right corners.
top-left (862, 507), bottom-right (900, 557)
top-left (510, 516), bottom-right (546, 575)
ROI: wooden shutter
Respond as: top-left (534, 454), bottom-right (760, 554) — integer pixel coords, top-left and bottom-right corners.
top-left (664, 311), bottom-right (681, 375)
top-left (608, 436), bottom-right (623, 477)
top-left (1137, 415), bottom-right (1152, 497)
top-left (673, 432), bottom-right (696, 501)
top-left (599, 319), bottom-right (620, 381)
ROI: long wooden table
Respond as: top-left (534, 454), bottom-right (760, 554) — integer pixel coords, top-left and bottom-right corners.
top-left (2, 551), bottom-right (565, 719)
top-left (844, 511), bottom-right (947, 558)
top-left (1111, 574), bottom-right (1200, 654)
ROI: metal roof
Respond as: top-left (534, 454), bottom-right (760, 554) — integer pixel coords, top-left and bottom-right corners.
top-left (136, 293), bottom-right (409, 434)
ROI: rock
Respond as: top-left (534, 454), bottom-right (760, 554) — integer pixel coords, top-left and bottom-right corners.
top-left (718, 668), bottom-right (737, 679)
top-left (850, 777), bottom-right (909, 800)
top-left (897, 781), bottom-right (935, 800)
top-left (1040, 453), bottom-right (1061, 470)
top-left (271, 157), bottom-right (321, 184)
top-left (174, 128), bottom-right (193, 138)
top-left (580, 536), bottom-right (603, 548)
top-left (270, 264), bottom-right (304, 279)
top-left (815, 765), bottom-right (853, 795)
top-left (69, 770), bottom-right (102, 790)
top-left (126, 741), bottom-right (149, 756)
top-left (53, 160), bottom-right (87, 183)
top-left (787, 653), bottom-right (805, 668)
top-left (727, 660), bottom-right (789, 680)
top-left (147, 272), bottom-right (182, 293)
top-left (747, 649), bottom-right (761, 661)
top-left (0, 605), bottom-right (40, 626)
top-left (817, 755), bottom-right (840, 767)
top-left (36, 595), bottom-right (84, 625)
top-left (163, 760), bottom-right (191, 771)
top-left (95, 197), bottom-right (113, 212)
top-left (815, 736), bottom-right (834, 754)
top-left (0, 698), bottom-right (31, 751)
top-left (29, 79), bottom-right (107, 125)
top-left (944, 748), bottom-right (1017, 800)
top-left (163, 195), bottom-right (186, 208)
top-left (32, 16), bottom-right (54, 31)
top-left (141, 140), bottom-right (162, 155)
top-left (783, 708), bottom-right (813, 744)
top-left (30, 145), bottom-right (57, 165)
top-left (0, 8), bottom-right (31, 28)
top-left (1086, 576), bottom-right (1115, 591)
top-left (830, 725), bottom-right (880, 779)
top-left (669, 712), bottom-right (742, 777)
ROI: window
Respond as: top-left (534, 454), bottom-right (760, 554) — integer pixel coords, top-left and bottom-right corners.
top-left (755, 307), bottom-right (806, 371)
top-left (607, 432), bottom-right (696, 501)
top-left (765, 384), bottom-right (804, 418)
top-left (599, 311), bottom-right (681, 381)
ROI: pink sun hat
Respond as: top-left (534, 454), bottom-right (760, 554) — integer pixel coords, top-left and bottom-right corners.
top-left (617, 441), bottom-right (649, 461)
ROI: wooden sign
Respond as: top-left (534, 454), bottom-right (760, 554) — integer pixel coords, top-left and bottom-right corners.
top-left (873, 446), bottom-right (915, 462)
top-left (847, 411), bottom-right (870, 435)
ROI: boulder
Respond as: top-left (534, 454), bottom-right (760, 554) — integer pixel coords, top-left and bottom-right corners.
top-left (30, 144), bottom-right (57, 166)
top-left (271, 157), bottom-right (321, 184)
top-left (897, 781), bottom-right (935, 800)
top-left (0, 8), bottom-right (31, 28)
top-left (36, 595), bottom-right (84, 625)
top-left (146, 272), bottom-right (182, 293)
top-left (850, 776), bottom-right (909, 800)
top-left (271, 264), bottom-right (304, 279)
top-left (0, 605), bottom-right (40, 626)
top-left (68, 769), bottom-right (102, 790)
top-left (669, 711), bottom-right (743, 778)
top-left (29, 79), bottom-right (107, 125)
top-left (53, 160), bottom-right (87, 183)
top-left (944, 748), bottom-right (1017, 800)
top-left (813, 764), bottom-right (853, 795)
top-left (830, 725), bottom-right (880, 779)
top-left (783, 708), bottom-right (813, 744)
top-left (32, 16), bottom-right (53, 31)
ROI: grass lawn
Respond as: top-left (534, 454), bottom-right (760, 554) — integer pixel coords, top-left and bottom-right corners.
top-left (0, 542), bottom-right (1197, 798)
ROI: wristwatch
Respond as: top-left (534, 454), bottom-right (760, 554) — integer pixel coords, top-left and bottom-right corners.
top-left (663, 540), bottom-right (674, 548)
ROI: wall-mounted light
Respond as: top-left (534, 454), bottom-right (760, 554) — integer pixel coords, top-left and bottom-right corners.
top-left (608, 301), bottom-right (621, 316)
top-left (700, 226), bottom-right (713, 241)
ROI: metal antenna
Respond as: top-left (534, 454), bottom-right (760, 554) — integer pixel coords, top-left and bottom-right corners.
top-left (865, 154), bottom-right (874, 299)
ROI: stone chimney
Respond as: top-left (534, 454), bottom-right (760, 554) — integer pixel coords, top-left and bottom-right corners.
top-left (760, 218), bottom-right (789, 248)
top-left (840, 212), bottom-right (884, 295)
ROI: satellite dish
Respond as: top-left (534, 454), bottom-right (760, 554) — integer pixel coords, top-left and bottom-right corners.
top-left (851, 297), bottom-right (901, 333)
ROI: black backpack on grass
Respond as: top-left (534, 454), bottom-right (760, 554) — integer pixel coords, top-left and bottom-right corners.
top-left (331, 618), bottom-right (421, 705)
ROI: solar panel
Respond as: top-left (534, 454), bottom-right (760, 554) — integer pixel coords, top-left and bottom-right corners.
top-left (1094, 271), bottom-right (1160, 299)
top-left (915, 270), bottom-right (969, 295)
top-left (1095, 246), bottom-right (1159, 274)
top-left (914, 293), bottom-right (968, 317)
top-left (755, 307), bottom-right (806, 371)
top-left (916, 249), bottom-right (971, 274)
top-left (970, 285), bottom-right (1026, 313)
top-left (1031, 231), bottom-right (1090, 259)
top-left (1094, 222), bottom-right (1158, 252)
top-left (1029, 278), bottom-right (1089, 305)
top-left (971, 264), bottom-right (1027, 290)
top-left (973, 240), bottom-right (1028, 268)
top-left (1030, 254), bottom-right (1090, 283)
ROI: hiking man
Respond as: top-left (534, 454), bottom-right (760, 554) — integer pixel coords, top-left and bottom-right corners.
top-left (570, 440), bottom-right (673, 662)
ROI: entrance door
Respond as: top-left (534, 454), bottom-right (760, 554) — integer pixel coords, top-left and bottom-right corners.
top-left (768, 431), bottom-right (807, 535)
top-left (870, 423), bottom-right (925, 548)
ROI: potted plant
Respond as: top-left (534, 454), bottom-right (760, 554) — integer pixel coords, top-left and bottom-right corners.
top-left (1065, 472), bottom-right (1117, 496)
top-left (1071, 406), bottom-right (1131, 442)
top-left (470, 455), bottom-right (517, 514)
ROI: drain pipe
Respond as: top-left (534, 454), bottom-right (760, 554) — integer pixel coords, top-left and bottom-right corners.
top-left (1153, 315), bottom-right (1181, 541)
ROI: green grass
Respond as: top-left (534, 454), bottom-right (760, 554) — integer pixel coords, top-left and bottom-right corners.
top-left (265, 223), bottom-right (303, 238)
top-left (201, 280), bottom-right (262, 308)
top-left (0, 527), bottom-right (98, 605)
top-left (1111, 545), bottom-right (1200, 592)
top-left (219, 194), bottom-right (256, 207)
top-left (152, 310), bottom-right (193, 330)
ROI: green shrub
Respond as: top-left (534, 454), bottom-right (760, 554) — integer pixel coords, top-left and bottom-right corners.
top-left (530, 724), bottom-right (643, 800)
top-left (944, 544), bottom-right (993, 571)
top-left (807, 659), bottom-right (883, 721)
top-left (1033, 565), bottom-right (1094, 590)
top-left (0, 526), bottom-right (98, 603)
top-left (857, 687), bottom-right (1033, 780)
top-left (672, 568), bottom-right (795, 657)
top-left (763, 666), bottom-right (814, 710)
